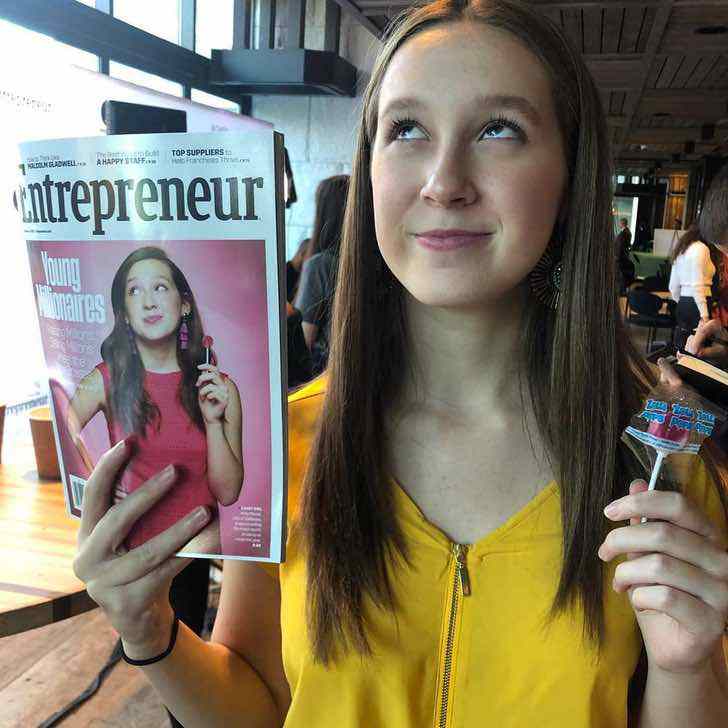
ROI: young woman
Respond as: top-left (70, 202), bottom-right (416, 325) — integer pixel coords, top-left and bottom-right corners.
top-left (73, 2), bottom-right (728, 726)
top-left (68, 246), bottom-right (243, 553)
top-left (668, 223), bottom-right (717, 350)
top-left (294, 174), bottom-right (350, 373)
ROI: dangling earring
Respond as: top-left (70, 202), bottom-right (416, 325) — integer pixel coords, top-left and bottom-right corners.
top-left (126, 320), bottom-right (139, 358)
top-left (179, 312), bottom-right (189, 350)
top-left (529, 247), bottom-right (563, 310)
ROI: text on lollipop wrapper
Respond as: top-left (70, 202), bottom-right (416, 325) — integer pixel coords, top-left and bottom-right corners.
top-left (639, 400), bottom-right (717, 437)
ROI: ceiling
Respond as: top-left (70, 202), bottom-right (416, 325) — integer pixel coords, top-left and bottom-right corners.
top-left (339, 0), bottom-right (728, 173)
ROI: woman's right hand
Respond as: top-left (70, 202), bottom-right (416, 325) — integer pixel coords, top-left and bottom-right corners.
top-left (73, 439), bottom-right (211, 659)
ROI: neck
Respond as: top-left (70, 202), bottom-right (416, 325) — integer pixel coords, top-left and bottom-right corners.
top-left (136, 337), bottom-right (180, 373)
top-left (395, 285), bottom-right (528, 420)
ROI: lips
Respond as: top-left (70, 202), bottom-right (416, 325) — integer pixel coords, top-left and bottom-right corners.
top-left (414, 229), bottom-right (493, 251)
top-left (143, 314), bottom-right (163, 325)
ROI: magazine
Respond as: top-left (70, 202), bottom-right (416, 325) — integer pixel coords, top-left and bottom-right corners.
top-left (15, 130), bottom-right (287, 562)
top-left (671, 352), bottom-right (728, 408)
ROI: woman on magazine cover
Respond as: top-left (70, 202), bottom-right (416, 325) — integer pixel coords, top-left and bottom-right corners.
top-left (73, 2), bottom-right (728, 726)
top-left (68, 246), bottom-right (243, 554)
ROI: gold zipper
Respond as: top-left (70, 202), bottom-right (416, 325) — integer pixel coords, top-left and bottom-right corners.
top-left (437, 543), bottom-right (471, 728)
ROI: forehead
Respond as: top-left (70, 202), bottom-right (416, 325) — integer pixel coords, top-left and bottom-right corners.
top-left (378, 22), bottom-right (554, 120)
top-left (127, 258), bottom-right (171, 280)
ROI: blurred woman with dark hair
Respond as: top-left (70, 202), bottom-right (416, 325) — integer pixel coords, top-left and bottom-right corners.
top-left (294, 174), bottom-right (350, 373)
top-left (679, 164), bottom-right (728, 363)
top-left (668, 221), bottom-right (716, 350)
top-left (68, 246), bottom-right (243, 553)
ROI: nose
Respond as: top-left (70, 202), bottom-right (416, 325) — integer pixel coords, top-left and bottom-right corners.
top-left (420, 144), bottom-right (478, 208)
top-left (141, 289), bottom-right (157, 309)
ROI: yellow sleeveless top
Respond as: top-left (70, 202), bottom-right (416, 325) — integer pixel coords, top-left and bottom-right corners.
top-left (266, 377), bottom-right (727, 728)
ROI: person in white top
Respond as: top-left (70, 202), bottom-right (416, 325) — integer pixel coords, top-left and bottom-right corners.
top-left (668, 222), bottom-right (716, 350)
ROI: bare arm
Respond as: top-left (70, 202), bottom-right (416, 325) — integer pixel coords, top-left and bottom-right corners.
top-left (198, 366), bottom-right (244, 506)
top-left (301, 322), bottom-right (319, 352)
top-left (67, 368), bottom-right (105, 472)
top-left (74, 443), bottom-right (285, 728)
top-left (137, 564), bottom-right (289, 728)
top-left (638, 643), bottom-right (728, 727)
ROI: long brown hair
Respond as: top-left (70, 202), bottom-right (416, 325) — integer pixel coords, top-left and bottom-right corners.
top-left (699, 162), bottom-right (728, 247)
top-left (307, 174), bottom-right (350, 257)
top-left (669, 221), bottom-right (703, 264)
top-left (298, 0), bottom-right (727, 665)
top-left (101, 246), bottom-right (207, 435)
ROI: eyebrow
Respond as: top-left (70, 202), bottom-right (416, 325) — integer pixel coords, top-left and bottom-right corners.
top-left (127, 275), bottom-right (172, 284)
top-left (380, 93), bottom-right (542, 126)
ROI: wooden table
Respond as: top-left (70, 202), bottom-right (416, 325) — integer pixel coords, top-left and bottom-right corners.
top-left (0, 442), bottom-right (95, 637)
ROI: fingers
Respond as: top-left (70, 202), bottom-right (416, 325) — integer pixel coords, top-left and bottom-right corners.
top-left (628, 479), bottom-right (649, 527)
top-left (78, 438), bottom-right (133, 544)
top-left (599, 520), bottom-right (727, 581)
top-left (102, 506), bottom-right (211, 587)
top-left (628, 585), bottom-right (725, 635)
top-left (604, 488), bottom-right (724, 547)
top-left (196, 372), bottom-right (223, 387)
top-left (656, 358), bottom-right (683, 388)
top-left (198, 383), bottom-right (228, 402)
top-left (613, 552), bottom-right (728, 617)
top-left (76, 465), bottom-right (178, 576)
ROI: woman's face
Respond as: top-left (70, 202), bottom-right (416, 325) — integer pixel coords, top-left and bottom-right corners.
top-left (123, 258), bottom-right (190, 343)
top-left (370, 22), bottom-right (568, 309)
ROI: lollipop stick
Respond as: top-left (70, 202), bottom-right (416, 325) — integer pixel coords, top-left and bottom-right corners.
top-left (640, 451), bottom-right (665, 524)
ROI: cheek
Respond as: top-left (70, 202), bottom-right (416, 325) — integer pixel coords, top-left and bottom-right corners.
top-left (371, 159), bottom-right (413, 253)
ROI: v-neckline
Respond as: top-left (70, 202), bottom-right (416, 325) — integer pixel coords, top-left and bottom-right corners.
top-left (389, 475), bottom-right (559, 557)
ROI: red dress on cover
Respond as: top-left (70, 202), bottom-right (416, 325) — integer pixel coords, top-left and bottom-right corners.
top-left (97, 362), bottom-right (215, 550)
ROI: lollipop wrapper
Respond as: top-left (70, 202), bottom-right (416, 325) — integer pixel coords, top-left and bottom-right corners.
top-left (623, 380), bottom-right (725, 479)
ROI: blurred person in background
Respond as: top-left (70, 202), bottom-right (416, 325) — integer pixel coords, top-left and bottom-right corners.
top-left (294, 174), bottom-right (350, 375)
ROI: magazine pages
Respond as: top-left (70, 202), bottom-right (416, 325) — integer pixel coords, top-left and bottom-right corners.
top-left (16, 130), bottom-right (287, 562)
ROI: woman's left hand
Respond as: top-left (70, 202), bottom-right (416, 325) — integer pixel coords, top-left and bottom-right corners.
top-left (598, 479), bottom-right (728, 675)
top-left (196, 363), bottom-right (230, 424)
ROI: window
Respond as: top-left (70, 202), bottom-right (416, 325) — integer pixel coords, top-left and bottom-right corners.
top-left (191, 88), bottom-right (239, 113)
top-left (617, 175), bottom-right (626, 184)
top-left (631, 175), bottom-right (640, 185)
top-left (196, 0), bottom-right (234, 58)
top-left (0, 19), bottom-right (98, 405)
top-left (113, 0), bottom-right (180, 44)
top-left (110, 62), bottom-right (183, 96)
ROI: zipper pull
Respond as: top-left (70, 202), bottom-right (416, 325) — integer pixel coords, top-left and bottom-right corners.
top-left (454, 544), bottom-right (471, 597)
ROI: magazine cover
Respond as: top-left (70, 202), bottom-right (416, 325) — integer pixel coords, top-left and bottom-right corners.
top-left (15, 130), bottom-right (287, 562)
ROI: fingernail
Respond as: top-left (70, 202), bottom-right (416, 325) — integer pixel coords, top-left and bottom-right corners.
top-left (159, 464), bottom-right (176, 484)
top-left (604, 503), bottom-right (619, 517)
top-left (191, 506), bottom-right (209, 524)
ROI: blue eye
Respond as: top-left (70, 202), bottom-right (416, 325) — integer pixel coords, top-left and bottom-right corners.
top-left (387, 117), bottom-right (424, 141)
top-left (386, 114), bottom-right (525, 143)
top-left (481, 116), bottom-right (525, 140)
top-left (155, 283), bottom-right (169, 292)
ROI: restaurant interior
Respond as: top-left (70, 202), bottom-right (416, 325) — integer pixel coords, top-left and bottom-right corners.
top-left (0, 0), bottom-right (727, 725)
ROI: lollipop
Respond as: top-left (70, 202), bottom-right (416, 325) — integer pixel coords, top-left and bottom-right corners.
top-left (202, 335), bottom-right (214, 365)
top-left (624, 389), bottom-right (722, 523)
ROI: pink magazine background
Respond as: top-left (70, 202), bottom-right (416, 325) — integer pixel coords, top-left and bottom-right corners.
top-left (27, 239), bottom-right (274, 559)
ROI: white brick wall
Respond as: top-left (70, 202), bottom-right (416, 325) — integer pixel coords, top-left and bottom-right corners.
top-left (251, 0), bottom-right (381, 257)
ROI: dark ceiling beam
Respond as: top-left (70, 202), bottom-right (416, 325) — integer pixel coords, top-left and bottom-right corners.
top-left (0, 0), bottom-right (241, 103)
top-left (628, 127), bottom-right (716, 144)
top-left (331, 0), bottom-right (384, 39)
top-left (616, 0), bottom-right (674, 154)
